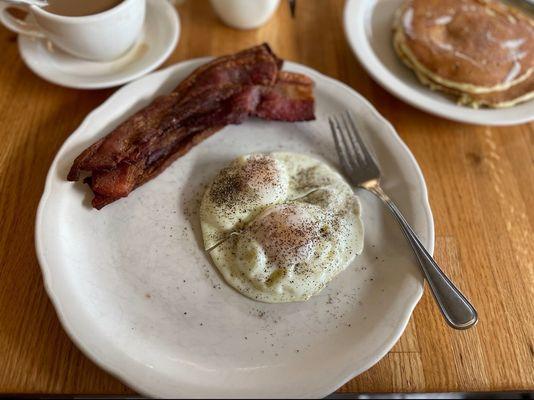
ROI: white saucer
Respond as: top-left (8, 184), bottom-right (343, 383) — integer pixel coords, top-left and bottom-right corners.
top-left (344, 0), bottom-right (534, 126)
top-left (18, 0), bottom-right (180, 90)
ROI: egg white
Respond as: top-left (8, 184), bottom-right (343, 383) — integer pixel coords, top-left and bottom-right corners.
top-left (200, 154), bottom-right (289, 250)
top-left (200, 152), bottom-right (364, 303)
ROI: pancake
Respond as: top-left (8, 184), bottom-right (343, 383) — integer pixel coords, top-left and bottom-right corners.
top-left (393, 0), bottom-right (534, 108)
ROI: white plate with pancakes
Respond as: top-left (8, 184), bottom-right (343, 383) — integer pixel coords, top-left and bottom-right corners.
top-left (35, 58), bottom-right (433, 398)
top-left (344, 0), bottom-right (534, 126)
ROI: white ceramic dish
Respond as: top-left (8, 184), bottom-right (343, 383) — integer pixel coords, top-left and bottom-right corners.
top-left (343, 0), bottom-right (534, 126)
top-left (36, 59), bottom-right (433, 398)
top-left (18, 0), bottom-right (180, 89)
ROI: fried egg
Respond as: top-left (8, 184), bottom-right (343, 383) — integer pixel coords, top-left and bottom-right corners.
top-left (200, 152), bottom-right (364, 303)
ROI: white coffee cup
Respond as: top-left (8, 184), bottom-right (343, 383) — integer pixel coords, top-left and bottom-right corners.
top-left (0, 0), bottom-right (145, 61)
top-left (210, 0), bottom-right (280, 30)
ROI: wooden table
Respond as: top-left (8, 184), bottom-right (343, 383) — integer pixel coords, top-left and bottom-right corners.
top-left (0, 0), bottom-right (532, 395)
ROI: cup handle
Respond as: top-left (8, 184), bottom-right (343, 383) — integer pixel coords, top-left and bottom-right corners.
top-left (0, 3), bottom-right (44, 37)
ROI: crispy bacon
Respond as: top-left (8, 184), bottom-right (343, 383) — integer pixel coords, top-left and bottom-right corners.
top-left (255, 71), bottom-right (315, 121)
top-left (68, 44), bottom-right (315, 209)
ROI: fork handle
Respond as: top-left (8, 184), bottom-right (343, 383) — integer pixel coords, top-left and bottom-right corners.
top-left (368, 185), bottom-right (478, 330)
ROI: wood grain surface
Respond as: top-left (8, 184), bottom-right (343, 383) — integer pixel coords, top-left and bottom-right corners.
top-left (0, 0), bottom-right (533, 395)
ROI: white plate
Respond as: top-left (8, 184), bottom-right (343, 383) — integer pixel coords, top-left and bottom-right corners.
top-left (35, 59), bottom-right (433, 398)
top-left (18, 0), bottom-right (180, 89)
top-left (343, 0), bottom-right (534, 126)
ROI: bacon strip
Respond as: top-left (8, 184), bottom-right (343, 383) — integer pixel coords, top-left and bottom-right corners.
top-left (255, 71), bottom-right (315, 121)
top-left (68, 44), bottom-right (315, 209)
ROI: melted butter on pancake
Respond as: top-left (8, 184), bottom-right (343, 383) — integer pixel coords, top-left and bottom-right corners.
top-left (434, 15), bottom-right (453, 25)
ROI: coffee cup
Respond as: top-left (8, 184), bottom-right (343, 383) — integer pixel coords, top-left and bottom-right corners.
top-left (0, 0), bottom-right (145, 61)
top-left (210, 0), bottom-right (280, 30)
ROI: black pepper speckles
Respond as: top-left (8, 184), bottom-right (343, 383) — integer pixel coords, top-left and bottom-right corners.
top-left (290, 165), bottom-right (334, 193)
top-left (208, 155), bottom-right (284, 210)
top-left (209, 168), bottom-right (248, 207)
top-left (248, 204), bottom-right (320, 272)
top-left (202, 152), bottom-right (364, 303)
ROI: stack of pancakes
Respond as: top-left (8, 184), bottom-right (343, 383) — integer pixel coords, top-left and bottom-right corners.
top-left (393, 0), bottom-right (534, 108)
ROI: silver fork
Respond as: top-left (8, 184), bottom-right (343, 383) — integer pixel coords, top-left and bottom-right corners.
top-left (329, 111), bottom-right (477, 330)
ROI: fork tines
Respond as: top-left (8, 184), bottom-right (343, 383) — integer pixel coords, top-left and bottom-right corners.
top-left (328, 111), bottom-right (380, 185)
